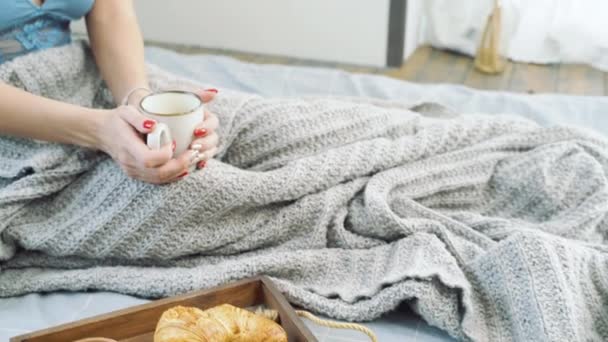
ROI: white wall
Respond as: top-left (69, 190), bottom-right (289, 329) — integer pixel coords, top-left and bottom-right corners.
top-left (74, 0), bottom-right (392, 67)
top-left (404, 0), bottom-right (424, 60)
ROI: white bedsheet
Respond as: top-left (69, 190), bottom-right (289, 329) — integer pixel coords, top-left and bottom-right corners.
top-left (2, 47), bottom-right (608, 342)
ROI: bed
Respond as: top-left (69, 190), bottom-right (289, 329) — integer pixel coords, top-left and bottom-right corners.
top-left (2, 47), bottom-right (608, 342)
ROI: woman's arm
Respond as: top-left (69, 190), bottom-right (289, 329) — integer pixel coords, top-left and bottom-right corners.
top-left (0, 0), bottom-right (219, 184)
top-left (85, 0), bottom-right (149, 104)
top-left (0, 81), bottom-right (179, 183)
top-left (0, 1), bottom-right (145, 149)
top-left (0, 82), bottom-right (103, 148)
top-left (85, 0), bottom-right (221, 174)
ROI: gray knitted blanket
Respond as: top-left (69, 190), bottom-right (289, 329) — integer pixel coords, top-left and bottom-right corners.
top-left (1, 42), bottom-right (608, 342)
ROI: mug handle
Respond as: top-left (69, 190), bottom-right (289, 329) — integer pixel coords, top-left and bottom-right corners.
top-left (147, 123), bottom-right (172, 150)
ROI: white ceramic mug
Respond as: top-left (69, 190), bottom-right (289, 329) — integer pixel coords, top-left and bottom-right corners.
top-left (139, 90), bottom-right (204, 156)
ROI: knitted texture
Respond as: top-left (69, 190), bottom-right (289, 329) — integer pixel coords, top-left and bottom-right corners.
top-left (1, 42), bottom-right (608, 341)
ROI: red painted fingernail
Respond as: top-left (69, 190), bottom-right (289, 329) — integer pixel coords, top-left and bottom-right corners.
top-left (143, 120), bottom-right (156, 129)
top-left (205, 88), bottom-right (219, 94)
top-left (172, 140), bottom-right (176, 151)
top-left (194, 128), bottom-right (208, 137)
top-left (197, 160), bottom-right (206, 169)
top-left (178, 171), bottom-right (188, 178)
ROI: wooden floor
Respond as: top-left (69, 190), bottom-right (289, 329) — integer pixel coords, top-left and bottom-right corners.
top-left (148, 41), bottom-right (607, 96)
top-left (386, 46), bottom-right (607, 96)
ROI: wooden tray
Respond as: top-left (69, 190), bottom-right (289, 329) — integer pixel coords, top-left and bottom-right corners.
top-left (11, 276), bottom-right (317, 342)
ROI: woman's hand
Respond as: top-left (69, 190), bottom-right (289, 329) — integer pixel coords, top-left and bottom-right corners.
top-left (189, 89), bottom-right (220, 170)
top-left (95, 105), bottom-right (192, 184)
top-left (126, 87), bottom-right (221, 172)
top-left (96, 88), bottom-right (220, 184)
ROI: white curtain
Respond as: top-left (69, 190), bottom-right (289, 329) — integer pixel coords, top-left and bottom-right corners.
top-left (423, 0), bottom-right (608, 71)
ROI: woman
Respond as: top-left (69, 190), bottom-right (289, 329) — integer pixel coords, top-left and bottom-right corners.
top-left (3, 4), bottom-right (608, 342)
top-left (0, 0), bottom-right (219, 184)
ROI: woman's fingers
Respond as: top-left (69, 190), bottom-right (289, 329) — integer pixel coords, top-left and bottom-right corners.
top-left (204, 111), bottom-right (219, 130)
top-left (148, 149), bottom-right (195, 183)
top-left (195, 146), bottom-right (217, 169)
top-left (190, 132), bottom-right (219, 152)
top-left (137, 142), bottom-right (174, 168)
top-left (119, 124), bottom-right (173, 168)
top-left (198, 88), bottom-right (218, 103)
top-left (125, 146), bottom-right (210, 183)
top-left (192, 111), bottom-right (219, 139)
top-left (117, 105), bottom-right (157, 134)
top-left (190, 112), bottom-right (219, 170)
top-left (123, 150), bottom-right (188, 184)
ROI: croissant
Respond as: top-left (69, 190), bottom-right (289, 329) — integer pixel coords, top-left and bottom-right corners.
top-left (153, 304), bottom-right (288, 342)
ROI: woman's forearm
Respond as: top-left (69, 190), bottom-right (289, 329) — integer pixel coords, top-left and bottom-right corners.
top-left (0, 0), bottom-right (143, 150)
top-left (86, 0), bottom-right (149, 105)
top-left (0, 82), bottom-right (105, 148)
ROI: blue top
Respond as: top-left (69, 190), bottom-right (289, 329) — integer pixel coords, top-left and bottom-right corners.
top-left (0, 0), bottom-right (95, 64)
